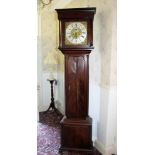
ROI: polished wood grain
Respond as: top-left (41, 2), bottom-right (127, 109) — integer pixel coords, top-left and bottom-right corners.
top-left (65, 54), bottom-right (89, 118)
top-left (60, 117), bottom-right (92, 152)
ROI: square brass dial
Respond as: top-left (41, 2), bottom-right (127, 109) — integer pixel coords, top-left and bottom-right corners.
top-left (65, 21), bottom-right (87, 45)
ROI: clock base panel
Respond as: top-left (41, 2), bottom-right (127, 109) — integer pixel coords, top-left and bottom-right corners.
top-left (60, 116), bottom-right (93, 152)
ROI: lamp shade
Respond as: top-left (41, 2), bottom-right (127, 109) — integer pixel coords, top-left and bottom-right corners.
top-left (44, 52), bottom-right (58, 65)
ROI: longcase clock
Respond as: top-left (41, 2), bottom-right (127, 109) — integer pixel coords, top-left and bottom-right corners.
top-left (56, 7), bottom-right (96, 153)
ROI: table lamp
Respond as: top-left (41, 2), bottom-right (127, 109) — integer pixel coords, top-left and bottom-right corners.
top-left (43, 51), bottom-right (58, 80)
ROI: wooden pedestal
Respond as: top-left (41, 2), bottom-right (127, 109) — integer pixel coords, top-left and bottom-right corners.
top-left (59, 116), bottom-right (93, 153)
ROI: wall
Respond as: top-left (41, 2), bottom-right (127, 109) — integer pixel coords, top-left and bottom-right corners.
top-left (37, 1), bottom-right (59, 111)
top-left (37, 0), bottom-right (117, 155)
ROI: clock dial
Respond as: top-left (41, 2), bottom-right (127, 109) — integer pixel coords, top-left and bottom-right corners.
top-left (65, 22), bottom-right (87, 45)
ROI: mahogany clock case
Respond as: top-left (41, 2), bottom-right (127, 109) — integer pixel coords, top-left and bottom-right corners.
top-left (56, 7), bottom-right (96, 153)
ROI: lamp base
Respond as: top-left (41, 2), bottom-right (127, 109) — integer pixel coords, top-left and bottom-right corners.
top-left (45, 79), bottom-right (57, 113)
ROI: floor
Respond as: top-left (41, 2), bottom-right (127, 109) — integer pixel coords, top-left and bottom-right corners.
top-left (37, 110), bottom-right (102, 155)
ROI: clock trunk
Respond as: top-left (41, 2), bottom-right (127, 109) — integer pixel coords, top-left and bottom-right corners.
top-left (65, 54), bottom-right (89, 118)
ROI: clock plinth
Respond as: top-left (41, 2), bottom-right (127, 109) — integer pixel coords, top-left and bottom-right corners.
top-left (56, 7), bottom-right (96, 153)
top-left (59, 116), bottom-right (93, 153)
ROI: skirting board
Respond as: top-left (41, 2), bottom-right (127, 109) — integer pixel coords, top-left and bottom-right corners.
top-left (94, 140), bottom-right (116, 155)
top-left (38, 105), bottom-right (48, 112)
top-left (57, 105), bottom-right (65, 115)
top-left (55, 100), bottom-right (65, 115)
top-left (38, 100), bottom-right (65, 114)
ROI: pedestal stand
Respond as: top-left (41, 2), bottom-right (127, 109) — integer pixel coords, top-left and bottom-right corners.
top-left (45, 79), bottom-right (57, 112)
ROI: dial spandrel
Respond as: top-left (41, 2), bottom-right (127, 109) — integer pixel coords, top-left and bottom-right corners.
top-left (65, 22), bottom-right (87, 45)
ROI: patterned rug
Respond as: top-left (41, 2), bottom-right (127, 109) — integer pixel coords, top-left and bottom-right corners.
top-left (37, 110), bottom-right (102, 155)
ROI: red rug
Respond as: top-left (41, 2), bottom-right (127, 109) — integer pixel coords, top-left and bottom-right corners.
top-left (37, 110), bottom-right (102, 155)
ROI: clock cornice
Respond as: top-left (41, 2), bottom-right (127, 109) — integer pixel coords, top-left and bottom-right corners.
top-left (55, 7), bottom-right (96, 20)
